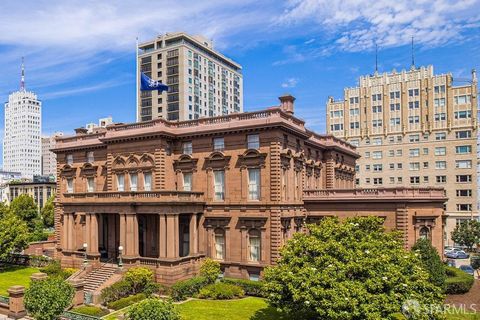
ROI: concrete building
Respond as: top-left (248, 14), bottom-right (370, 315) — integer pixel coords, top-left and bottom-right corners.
top-left (3, 60), bottom-right (42, 179)
top-left (42, 132), bottom-right (64, 177)
top-left (86, 117), bottom-right (113, 133)
top-left (2, 180), bottom-right (56, 208)
top-left (0, 170), bottom-right (22, 184)
top-left (137, 32), bottom-right (243, 122)
top-left (53, 95), bottom-right (445, 287)
top-left (326, 65), bottom-right (478, 246)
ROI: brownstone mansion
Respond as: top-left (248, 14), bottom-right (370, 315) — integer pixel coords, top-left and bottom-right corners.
top-left (53, 95), bottom-right (446, 284)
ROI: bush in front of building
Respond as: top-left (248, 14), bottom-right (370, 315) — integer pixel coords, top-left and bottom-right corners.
top-left (445, 266), bottom-right (474, 294)
top-left (411, 239), bottom-right (446, 290)
top-left (221, 278), bottom-right (266, 297)
top-left (71, 305), bottom-right (110, 317)
top-left (24, 277), bottom-right (74, 320)
top-left (101, 280), bottom-right (133, 305)
top-left (126, 298), bottom-right (180, 320)
top-left (39, 261), bottom-right (77, 279)
top-left (171, 276), bottom-right (208, 301)
top-left (107, 293), bottom-right (146, 310)
top-left (199, 258), bottom-right (221, 284)
top-left (124, 267), bottom-right (155, 293)
top-left (198, 283), bottom-right (245, 300)
top-left (263, 216), bottom-right (445, 320)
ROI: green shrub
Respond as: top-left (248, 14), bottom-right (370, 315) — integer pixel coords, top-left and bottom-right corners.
top-left (412, 239), bottom-right (446, 290)
top-left (124, 267), bottom-right (155, 293)
top-left (199, 258), bottom-right (221, 284)
top-left (445, 266), bottom-right (474, 294)
top-left (388, 313), bottom-right (407, 320)
top-left (71, 305), bottom-right (109, 317)
top-left (126, 298), bottom-right (180, 320)
top-left (39, 260), bottom-right (62, 276)
top-left (107, 293), bottom-right (146, 310)
top-left (62, 268), bottom-right (78, 279)
top-left (171, 276), bottom-right (208, 301)
top-left (198, 283), bottom-right (244, 300)
top-left (101, 280), bottom-right (134, 305)
top-left (221, 278), bottom-right (265, 297)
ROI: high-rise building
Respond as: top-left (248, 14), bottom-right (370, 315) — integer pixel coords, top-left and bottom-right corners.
top-left (86, 116), bottom-right (113, 133)
top-left (137, 32), bottom-right (243, 122)
top-left (42, 132), bottom-right (63, 177)
top-left (326, 65), bottom-right (478, 246)
top-left (3, 59), bottom-right (42, 179)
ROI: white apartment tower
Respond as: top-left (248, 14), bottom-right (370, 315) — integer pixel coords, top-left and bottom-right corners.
top-left (137, 32), bottom-right (243, 122)
top-left (3, 59), bottom-right (42, 179)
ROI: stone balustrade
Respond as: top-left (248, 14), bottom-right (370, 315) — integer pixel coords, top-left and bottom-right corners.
top-left (303, 187), bottom-right (447, 201)
top-left (62, 191), bottom-right (205, 204)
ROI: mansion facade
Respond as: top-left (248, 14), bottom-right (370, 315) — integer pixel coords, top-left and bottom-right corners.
top-left (53, 95), bottom-right (446, 284)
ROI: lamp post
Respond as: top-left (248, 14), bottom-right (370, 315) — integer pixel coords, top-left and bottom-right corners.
top-left (83, 243), bottom-right (88, 268)
top-left (118, 245), bottom-right (123, 269)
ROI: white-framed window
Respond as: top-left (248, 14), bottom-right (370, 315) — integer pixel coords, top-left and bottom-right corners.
top-left (373, 164), bottom-right (382, 172)
top-left (130, 173), bottom-right (138, 191)
top-left (87, 177), bottom-right (94, 192)
top-left (330, 110), bottom-right (344, 118)
top-left (214, 228), bottom-right (225, 260)
top-left (456, 190), bottom-right (472, 197)
top-left (435, 132), bottom-right (446, 140)
top-left (248, 168), bottom-right (261, 200)
top-left (454, 110), bottom-right (471, 119)
top-left (350, 108), bottom-right (360, 116)
top-left (434, 113), bottom-right (446, 121)
top-left (372, 138), bottom-right (382, 145)
top-left (66, 178), bottom-right (74, 193)
top-left (117, 174), bottom-right (125, 192)
top-left (390, 118), bottom-right (400, 126)
top-left (410, 176), bottom-right (420, 184)
top-left (372, 151), bottom-right (382, 159)
top-left (456, 130), bottom-right (472, 139)
top-left (456, 160), bottom-right (472, 169)
top-left (409, 135), bottom-right (419, 142)
top-left (213, 137), bottom-right (224, 151)
top-left (66, 154), bottom-right (73, 165)
top-left (436, 176), bottom-right (446, 183)
top-left (434, 147), bottom-right (446, 156)
top-left (248, 229), bottom-right (261, 262)
top-left (456, 145), bottom-right (471, 154)
top-left (409, 149), bottom-right (419, 157)
top-left (434, 85), bottom-right (446, 93)
top-left (87, 151), bottom-right (94, 163)
top-left (454, 95), bottom-right (471, 105)
top-left (409, 162), bottom-right (420, 171)
top-left (247, 134), bottom-right (260, 149)
top-left (435, 161), bottom-right (447, 170)
top-left (350, 122), bottom-right (359, 129)
top-left (457, 204), bottom-right (472, 211)
top-left (182, 141), bottom-right (193, 155)
top-left (144, 172), bottom-right (152, 191)
top-left (214, 170), bottom-right (225, 200)
top-left (456, 175), bottom-right (472, 183)
top-left (372, 120), bottom-right (382, 127)
top-left (373, 177), bottom-right (383, 185)
top-left (331, 124), bottom-right (343, 131)
top-left (183, 172), bottom-right (192, 191)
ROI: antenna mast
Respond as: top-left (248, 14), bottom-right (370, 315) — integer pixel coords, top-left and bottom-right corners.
top-left (411, 37), bottom-right (415, 69)
top-left (20, 57), bottom-right (25, 91)
top-left (375, 43), bottom-right (378, 74)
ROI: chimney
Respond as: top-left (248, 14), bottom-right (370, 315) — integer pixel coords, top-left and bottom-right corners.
top-left (279, 94), bottom-right (295, 115)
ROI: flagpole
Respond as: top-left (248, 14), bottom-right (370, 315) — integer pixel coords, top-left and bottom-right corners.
top-left (135, 36), bottom-right (139, 122)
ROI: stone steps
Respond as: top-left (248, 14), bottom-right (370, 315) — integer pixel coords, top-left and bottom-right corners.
top-left (83, 265), bottom-right (117, 293)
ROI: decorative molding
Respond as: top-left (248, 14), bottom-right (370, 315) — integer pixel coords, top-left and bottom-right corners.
top-left (173, 154), bottom-right (199, 172)
top-left (203, 152), bottom-right (231, 170)
top-left (237, 149), bottom-right (267, 168)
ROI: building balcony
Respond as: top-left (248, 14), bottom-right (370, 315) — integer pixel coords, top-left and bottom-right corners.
top-left (61, 191), bottom-right (205, 205)
top-left (303, 187), bottom-right (447, 203)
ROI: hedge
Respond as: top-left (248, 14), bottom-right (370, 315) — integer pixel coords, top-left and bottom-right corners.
top-left (221, 278), bottom-right (265, 297)
top-left (107, 293), bottom-right (146, 310)
top-left (71, 305), bottom-right (109, 317)
top-left (171, 276), bottom-right (208, 301)
top-left (198, 283), bottom-right (244, 300)
top-left (445, 266), bottom-right (474, 294)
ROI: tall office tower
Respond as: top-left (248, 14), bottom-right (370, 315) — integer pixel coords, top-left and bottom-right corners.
top-left (326, 65), bottom-right (478, 246)
top-left (3, 59), bottom-right (42, 179)
top-left (137, 32), bottom-right (243, 122)
top-left (42, 132), bottom-right (63, 177)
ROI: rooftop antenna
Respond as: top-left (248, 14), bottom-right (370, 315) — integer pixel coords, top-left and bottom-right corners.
top-left (375, 43), bottom-right (378, 74)
top-left (20, 57), bottom-right (25, 91)
top-left (410, 36), bottom-right (415, 70)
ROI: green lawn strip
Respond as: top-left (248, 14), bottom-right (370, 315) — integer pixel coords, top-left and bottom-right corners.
top-left (0, 266), bottom-right (40, 296)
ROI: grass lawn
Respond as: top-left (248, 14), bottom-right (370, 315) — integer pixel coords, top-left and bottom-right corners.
top-left (0, 266), bottom-right (40, 296)
top-left (102, 297), bottom-right (285, 320)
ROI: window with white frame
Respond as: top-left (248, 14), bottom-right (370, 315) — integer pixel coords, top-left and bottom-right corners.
top-left (454, 95), bottom-right (471, 105)
top-left (183, 172), bottom-right (192, 191)
top-left (87, 151), bottom-right (94, 163)
top-left (372, 151), bottom-right (382, 159)
top-left (373, 164), bottom-right (382, 172)
top-left (409, 149), bottom-right (419, 157)
top-left (248, 168), bottom-right (261, 200)
top-left (456, 145), bottom-right (471, 154)
top-left (454, 111), bottom-right (471, 119)
top-left (372, 138), bottom-right (382, 145)
top-left (182, 141), bottom-right (193, 155)
top-left (213, 170), bottom-right (225, 200)
top-left (456, 160), bottom-right (472, 169)
top-left (434, 147), bottom-right (446, 156)
top-left (409, 162), bottom-right (420, 171)
top-left (247, 134), bottom-right (260, 149)
top-left (129, 173), bottom-right (138, 191)
top-left (435, 161), bottom-right (446, 170)
top-left (144, 172), bottom-right (152, 191)
top-left (213, 137), bottom-right (224, 151)
top-left (66, 154), bottom-right (73, 165)
top-left (214, 228), bottom-right (225, 260)
top-left (456, 130), bottom-right (472, 139)
top-left (435, 132), bottom-right (446, 140)
top-left (66, 178), bottom-right (74, 193)
top-left (87, 177), bottom-right (94, 192)
top-left (248, 229), bottom-right (261, 262)
top-left (117, 174), bottom-right (125, 191)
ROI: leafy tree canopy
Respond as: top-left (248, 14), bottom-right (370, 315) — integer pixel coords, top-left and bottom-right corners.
top-left (451, 220), bottom-right (480, 251)
top-left (412, 238), bottom-right (446, 290)
top-left (41, 195), bottom-right (55, 228)
top-left (10, 194), bottom-right (39, 231)
top-left (264, 216), bottom-right (445, 320)
top-left (0, 211), bottom-right (29, 260)
top-left (24, 277), bottom-right (74, 320)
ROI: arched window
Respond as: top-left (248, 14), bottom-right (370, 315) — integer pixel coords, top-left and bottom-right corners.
top-left (214, 228), bottom-right (225, 260)
top-left (420, 227), bottom-right (430, 241)
top-left (248, 229), bottom-right (261, 262)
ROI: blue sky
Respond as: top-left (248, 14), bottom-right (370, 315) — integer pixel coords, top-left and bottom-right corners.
top-left (0, 0), bottom-right (479, 142)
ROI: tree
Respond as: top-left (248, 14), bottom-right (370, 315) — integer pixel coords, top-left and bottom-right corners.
top-left (451, 220), bottom-right (480, 251)
top-left (10, 194), bottom-right (39, 232)
top-left (264, 217), bottom-right (445, 320)
top-left (24, 277), bottom-right (74, 320)
top-left (412, 239), bottom-right (446, 290)
top-left (41, 195), bottom-right (55, 228)
top-left (199, 258), bottom-right (221, 284)
top-left (126, 298), bottom-right (180, 320)
top-left (0, 211), bottom-right (29, 260)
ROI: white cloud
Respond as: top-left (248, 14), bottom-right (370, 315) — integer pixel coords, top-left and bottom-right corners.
top-left (279, 0), bottom-right (480, 51)
top-left (281, 77), bottom-right (299, 88)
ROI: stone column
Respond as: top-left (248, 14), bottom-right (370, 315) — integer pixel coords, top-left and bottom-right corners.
top-left (68, 278), bottom-right (84, 306)
top-left (62, 213), bottom-right (69, 250)
top-left (66, 213), bottom-right (75, 251)
top-left (189, 213), bottom-right (198, 255)
top-left (166, 215), bottom-right (178, 258)
top-left (119, 213), bottom-right (126, 253)
top-left (124, 214), bottom-right (139, 257)
top-left (88, 213), bottom-right (99, 255)
top-left (240, 226), bottom-right (247, 262)
top-left (158, 214), bottom-right (167, 258)
top-left (7, 286), bottom-right (26, 319)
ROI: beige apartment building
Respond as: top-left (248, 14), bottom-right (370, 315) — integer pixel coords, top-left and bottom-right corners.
top-left (42, 132), bottom-right (63, 177)
top-left (137, 32), bottom-right (243, 122)
top-left (327, 65), bottom-right (478, 246)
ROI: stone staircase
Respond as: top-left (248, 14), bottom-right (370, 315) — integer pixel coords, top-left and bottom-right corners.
top-left (83, 264), bottom-right (118, 294)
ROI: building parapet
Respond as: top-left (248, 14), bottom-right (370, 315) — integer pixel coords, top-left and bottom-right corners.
top-left (62, 191), bottom-right (205, 204)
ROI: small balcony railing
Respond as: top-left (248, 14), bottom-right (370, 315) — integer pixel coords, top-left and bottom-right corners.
top-left (62, 191), bottom-right (204, 204)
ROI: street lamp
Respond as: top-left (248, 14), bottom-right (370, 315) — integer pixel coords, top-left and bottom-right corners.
top-left (118, 245), bottom-right (123, 269)
top-left (83, 243), bottom-right (88, 268)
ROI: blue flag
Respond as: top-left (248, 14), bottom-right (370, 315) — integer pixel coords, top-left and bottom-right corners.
top-left (140, 72), bottom-right (169, 92)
